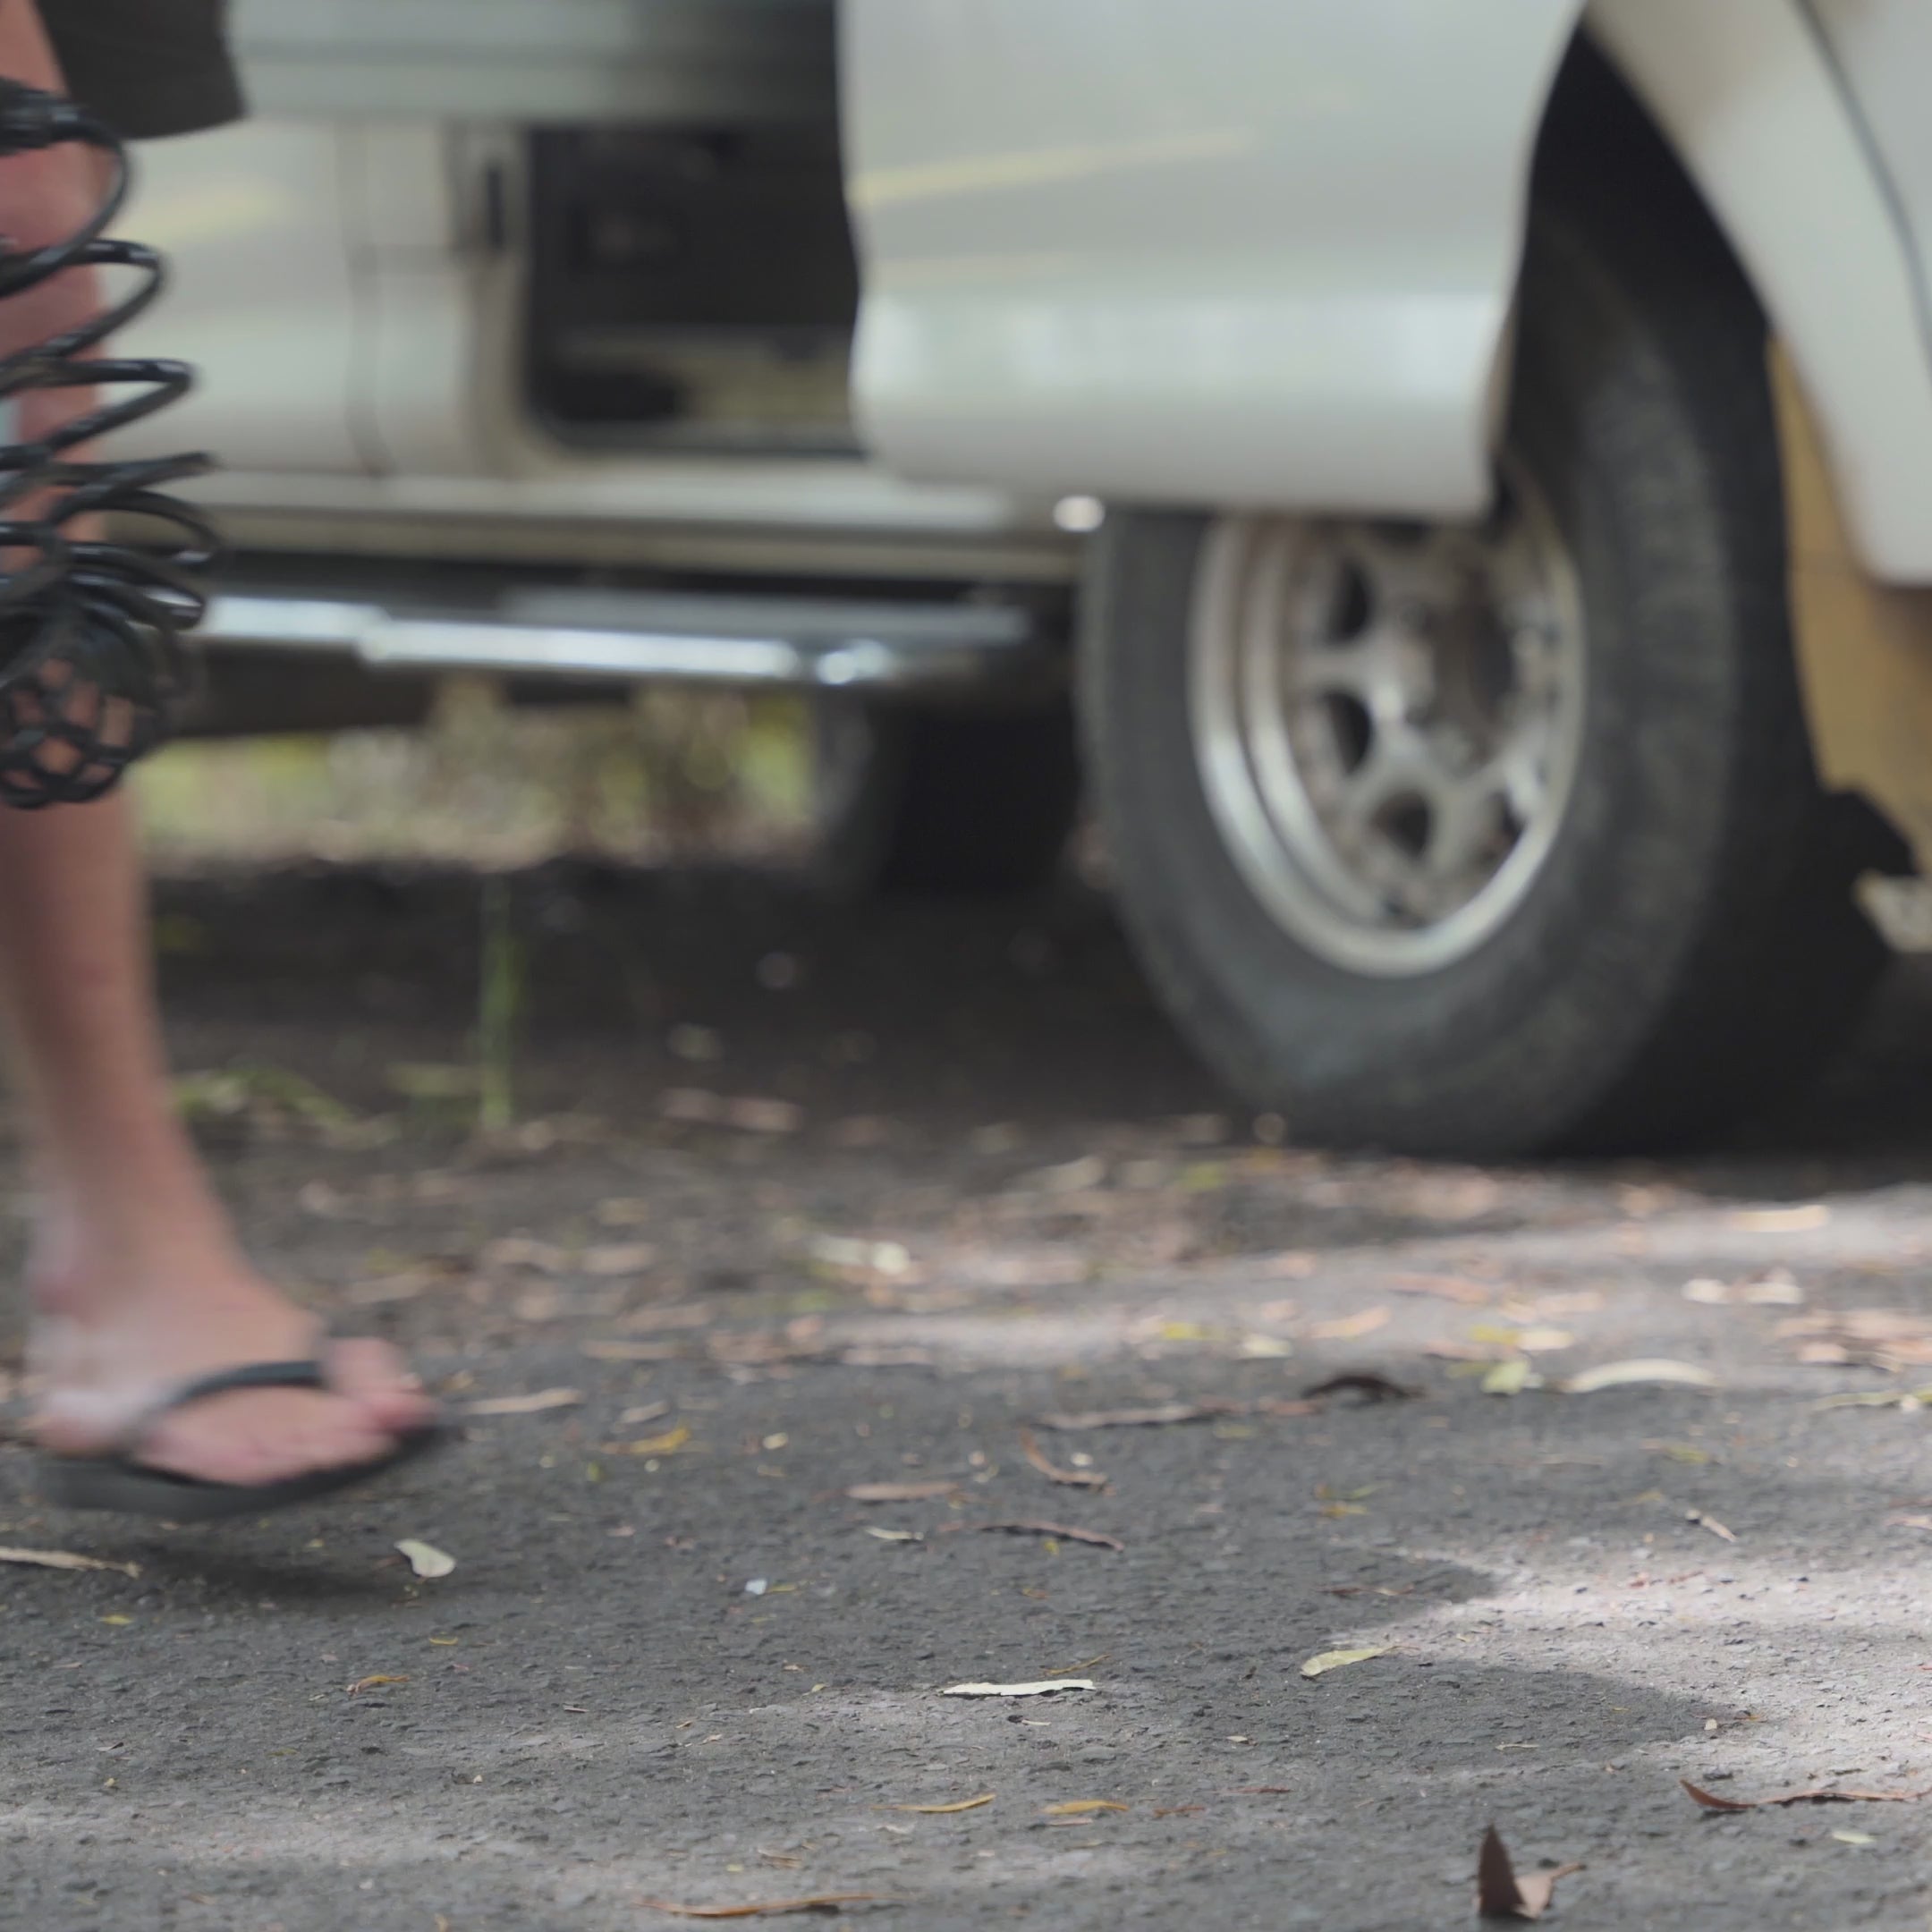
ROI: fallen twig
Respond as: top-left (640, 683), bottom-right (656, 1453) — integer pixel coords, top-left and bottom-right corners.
top-left (1682, 1778), bottom-right (1932, 1812)
top-left (640, 1895), bottom-right (888, 1919)
top-left (1035, 1402), bottom-right (1243, 1431)
top-left (1017, 1427), bottom-right (1108, 1489)
top-left (0, 1546), bottom-right (140, 1579)
top-left (945, 1520), bottom-right (1124, 1552)
top-left (1301, 1371), bottom-right (1419, 1403)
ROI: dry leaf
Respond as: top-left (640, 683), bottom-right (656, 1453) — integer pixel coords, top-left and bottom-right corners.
top-left (845, 1480), bottom-right (961, 1503)
top-left (620, 1401), bottom-right (672, 1426)
top-left (346, 1674), bottom-right (409, 1695)
top-left (863, 1528), bottom-right (923, 1544)
top-left (1682, 1778), bottom-right (1929, 1810)
top-left (1302, 1371), bottom-right (1418, 1403)
top-left (1797, 1341), bottom-right (1855, 1366)
top-left (581, 1242), bottom-right (657, 1276)
top-left (1507, 1327), bottom-right (1575, 1353)
top-left (1563, 1360), bottom-right (1718, 1394)
top-left (640, 1895), bottom-right (884, 1919)
top-left (1404, 1172), bottom-right (1502, 1220)
top-left (807, 1233), bottom-right (913, 1278)
top-left (1035, 1402), bottom-right (1241, 1431)
top-left (513, 1287), bottom-right (569, 1324)
top-left (345, 1271), bottom-right (436, 1308)
top-left (943, 1680), bottom-right (1095, 1698)
top-left (885, 1793), bottom-right (993, 1814)
top-left (1686, 1510), bottom-right (1738, 1544)
top-left (1817, 1390), bottom-right (1932, 1412)
top-left (961, 1521), bottom-right (1124, 1553)
top-left (1477, 1826), bottom-right (1581, 1920)
top-left (1042, 1801), bottom-right (1129, 1816)
top-left (1260, 1251), bottom-right (1317, 1278)
top-left (838, 1345), bottom-right (935, 1368)
top-left (1146, 1319), bottom-right (1222, 1344)
top-left (621, 1303), bottom-right (716, 1333)
top-left (1390, 1274), bottom-right (1494, 1305)
top-left (463, 1387), bottom-right (583, 1418)
top-left (664, 1086), bottom-right (802, 1133)
top-left (0, 1546), bottom-right (139, 1579)
top-left (394, 1539), bottom-right (456, 1580)
top-left (1017, 1428), bottom-right (1108, 1489)
top-left (1021, 1155), bottom-right (1108, 1195)
top-left (1731, 1204), bottom-right (1829, 1233)
top-left (1685, 1269), bottom-right (1803, 1308)
top-left (666, 1024), bottom-right (724, 1063)
top-left (582, 1339), bottom-right (687, 1363)
top-left (662, 1088), bottom-right (725, 1125)
top-left (1308, 1307), bottom-right (1390, 1342)
top-left (708, 1331), bottom-right (816, 1369)
top-left (1482, 1359), bottom-right (1536, 1396)
top-left (1508, 1290), bottom-right (1604, 1318)
top-left (607, 1425), bottom-right (692, 1457)
top-left (480, 1236), bottom-right (569, 1275)
top-left (1300, 1646), bottom-right (1388, 1678)
top-left (1778, 1309), bottom-right (1932, 1371)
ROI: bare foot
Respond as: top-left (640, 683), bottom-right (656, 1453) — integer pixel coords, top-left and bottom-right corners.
top-left (28, 1267), bottom-right (439, 1487)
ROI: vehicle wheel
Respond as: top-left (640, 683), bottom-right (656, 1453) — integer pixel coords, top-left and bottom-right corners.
top-left (1080, 161), bottom-right (1890, 1157)
top-left (812, 695), bottom-right (1080, 896)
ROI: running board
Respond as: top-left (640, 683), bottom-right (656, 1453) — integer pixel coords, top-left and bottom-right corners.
top-left (199, 586), bottom-right (1056, 695)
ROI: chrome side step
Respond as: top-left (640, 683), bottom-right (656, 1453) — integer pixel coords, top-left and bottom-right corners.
top-left (199, 586), bottom-right (1056, 695)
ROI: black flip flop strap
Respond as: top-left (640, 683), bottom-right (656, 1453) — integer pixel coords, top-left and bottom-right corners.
top-left (113, 1359), bottom-right (326, 1457)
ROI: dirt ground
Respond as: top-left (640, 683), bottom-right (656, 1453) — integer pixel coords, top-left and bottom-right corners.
top-left (7, 858), bottom-right (1932, 1930)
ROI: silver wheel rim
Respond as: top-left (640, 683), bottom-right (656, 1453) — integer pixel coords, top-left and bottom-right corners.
top-left (1188, 471), bottom-right (1587, 978)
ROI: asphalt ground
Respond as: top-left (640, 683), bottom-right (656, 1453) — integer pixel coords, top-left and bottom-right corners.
top-left (5, 860), bottom-right (1932, 1930)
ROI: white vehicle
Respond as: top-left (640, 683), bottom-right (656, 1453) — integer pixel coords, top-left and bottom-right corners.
top-left (111, 0), bottom-right (1932, 1154)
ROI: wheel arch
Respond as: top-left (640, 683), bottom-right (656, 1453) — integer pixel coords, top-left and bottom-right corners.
top-left (1526, 1), bottom-right (1932, 587)
top-left (1517, 7), bottom-right (1932, 882)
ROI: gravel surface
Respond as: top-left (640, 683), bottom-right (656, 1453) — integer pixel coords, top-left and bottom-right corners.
top-left (5, 861), bottom-right (1932, 1930)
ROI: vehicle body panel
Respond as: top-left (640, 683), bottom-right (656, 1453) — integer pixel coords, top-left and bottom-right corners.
top-left (1588, 0), bottom-right (1932, 582)
top-left (223, 0), bottom-right (833, 124)
top-left (113, 0), bottom-right (1932, 589)
top-left (842, 0), bottom-right (1582, 521)
top-left (118, 121), bottom-right (368, 476)
top-left (844, 0), bottom-right (1932, 584)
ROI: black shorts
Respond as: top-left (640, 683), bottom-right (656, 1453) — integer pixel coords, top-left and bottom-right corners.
top-left (39, 0), bottom-right (241, 140)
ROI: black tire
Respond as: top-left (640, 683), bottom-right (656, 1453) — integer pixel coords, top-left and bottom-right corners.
top-left (813, 696), bottom-right (1081, 897)
top-left (1080, 124), bottom-right (1889, 1157)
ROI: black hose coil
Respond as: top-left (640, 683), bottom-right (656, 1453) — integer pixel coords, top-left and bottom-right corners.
top-left (0, 80), bottom-right (214, 807)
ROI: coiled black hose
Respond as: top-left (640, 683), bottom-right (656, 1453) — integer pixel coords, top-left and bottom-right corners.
top-left (0, 79), bottom-right (214, 808)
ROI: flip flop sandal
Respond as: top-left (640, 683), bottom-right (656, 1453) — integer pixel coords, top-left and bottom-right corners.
top-left (35, 1360), bottom-right (447, 1522)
